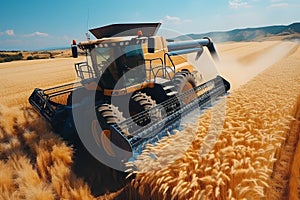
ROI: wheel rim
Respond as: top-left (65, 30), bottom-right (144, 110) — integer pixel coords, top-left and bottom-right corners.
top-left (91, 119), bottom-right (116, 157)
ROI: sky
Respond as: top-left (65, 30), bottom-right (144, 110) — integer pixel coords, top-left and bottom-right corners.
top-left (1, 0), bottom-right (299, 50)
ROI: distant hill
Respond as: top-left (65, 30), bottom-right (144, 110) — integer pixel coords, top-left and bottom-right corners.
top-left (0, 49), bottom-right (73, 63)
top-left (175, 22), bottom-right (300, 42)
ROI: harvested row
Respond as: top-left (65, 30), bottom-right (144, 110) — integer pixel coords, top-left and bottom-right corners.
top-left (114, 45), bottom-right (300, 199)
top-left (0, 58), bottom-right (80, 107)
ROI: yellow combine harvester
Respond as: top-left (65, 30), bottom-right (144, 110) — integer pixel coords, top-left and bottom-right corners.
top-left (29, 23), bottom-right (230, 169)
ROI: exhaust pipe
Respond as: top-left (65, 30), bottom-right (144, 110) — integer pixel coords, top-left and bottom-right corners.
top-left (71, 39), bottom-right (78, 58)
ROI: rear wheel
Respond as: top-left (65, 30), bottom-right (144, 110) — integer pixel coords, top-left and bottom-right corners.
top-left (173, 71), bottom-right (197, 104)
top-left (173, 71), bottom-right (196, 92)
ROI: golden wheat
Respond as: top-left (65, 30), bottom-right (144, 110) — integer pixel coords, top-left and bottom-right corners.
top-left (0, 105), bottom-right (94, 200)
top-left (0, 41), bottom-right (299, 199)
top-left (119, 43), bottom-right (300, 199)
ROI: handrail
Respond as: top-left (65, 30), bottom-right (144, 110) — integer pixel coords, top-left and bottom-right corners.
top-left (144, 56), bottom-right (176, 81)
top-left (144, 58), bottom-right (163, 81)
top-left (75, 62), bottom-right (97, 80)
top-left (164, 52), bottom-right (176, 74)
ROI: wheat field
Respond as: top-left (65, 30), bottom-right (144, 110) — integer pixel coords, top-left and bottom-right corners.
top-left (118, 42), bottom-right (300, 200)
top-left (0, 41), bottom-right (299, 199)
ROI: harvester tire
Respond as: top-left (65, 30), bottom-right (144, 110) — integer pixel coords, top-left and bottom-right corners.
top-left (93, 104), bottom-right (128, 157)
top-left (173, 71), bottom-right (196, 94)
top-left (173, 71), bottom-right (197, 104)
top-left (97, 104), bottom-right (128, 135)
top-left (131, 92), bottom-right (161, 127)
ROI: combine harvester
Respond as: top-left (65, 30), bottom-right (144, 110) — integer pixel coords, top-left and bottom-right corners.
top-left (29, 23), bottom-right (230, 170)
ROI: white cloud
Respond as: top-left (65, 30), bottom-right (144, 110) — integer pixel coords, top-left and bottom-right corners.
top-left (5, 29), bottom-right (15, 36)
top-left (267, 2), bottom-right (289, 8)
top-left (229, 0), bottom-right (251, 9)
top-left (165, 15), bottom-right (181, 24)
top-left (270, 0), bottom-right (283, 2)
top-left (161, 15), bottom-right (192, 25)
top-left (25, 31), bottom-right (49, 37)
top-left (32, 31), bottom-right (49, 37)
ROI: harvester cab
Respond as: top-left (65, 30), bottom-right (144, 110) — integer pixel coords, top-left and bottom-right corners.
top-left (72, 23), bottom-right (198, 95)
top-left (29, 23), bottom-right (230, 169)
top-left (75, 36), bottom-right (147, 91)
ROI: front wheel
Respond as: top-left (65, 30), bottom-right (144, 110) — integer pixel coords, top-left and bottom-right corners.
top-left (93, 104), bottom-right (130, 159)
top-left (130, 92), bottom-right (161, 127)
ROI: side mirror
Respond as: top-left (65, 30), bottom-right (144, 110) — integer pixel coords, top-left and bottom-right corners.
top-left (148, 37), bottom-right (155, 53)
top-left (71, 39), bottom-right (78, 58)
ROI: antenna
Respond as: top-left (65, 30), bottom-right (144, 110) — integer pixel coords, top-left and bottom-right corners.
top-left (86, 8), bottom-right (90, 41)
top-left (85, 32), bottom-right (91, 41)
top-left (86, 8), bottom-right (90, 32)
